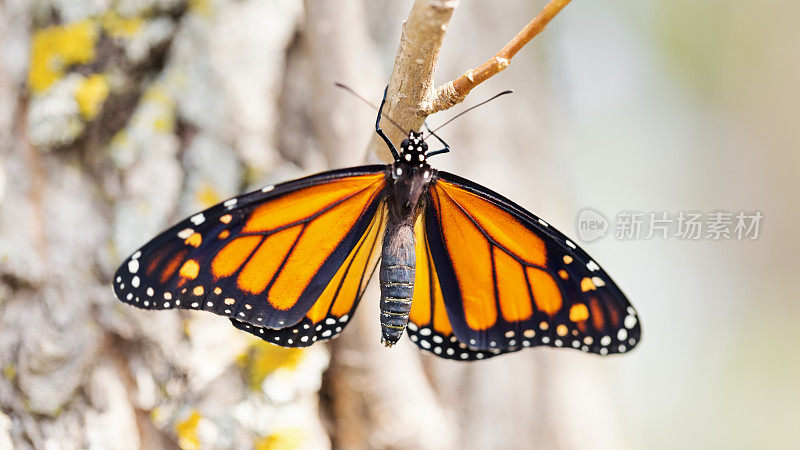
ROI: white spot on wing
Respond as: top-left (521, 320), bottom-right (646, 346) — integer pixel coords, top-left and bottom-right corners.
top-left (127, 259), bottom-right (139, 273)
top-left (177, 228), bottom-right (194, 239)
top-left (190, 213), bottom-right (205, 225)
top-left (224, 198), bottom-right (237, 208)
top-left (587, 261), bottom-right (600, 272)
top-left (566, 240), bottom-right (576, 249)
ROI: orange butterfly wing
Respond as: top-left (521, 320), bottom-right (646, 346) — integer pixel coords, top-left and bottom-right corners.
top-left (114, 166), bottom-right (388, 345)
top-left (407, 211), bottom-right (518, 360)
top-left (407, 171), bottom-right (641, 360)
top-left (232, 201), bottom-right (386, 346)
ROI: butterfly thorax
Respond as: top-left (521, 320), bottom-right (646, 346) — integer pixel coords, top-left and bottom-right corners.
top-left (387, 131), bottom-right (434, 224)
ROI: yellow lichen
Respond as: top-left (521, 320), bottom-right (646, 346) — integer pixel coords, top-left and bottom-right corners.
top-left (152, 115), bottom-right (175, 133)
top-left (142, 85), bottom-right (173, 106)
top-left (3, 364), bottom-right (16, 380)
top-left (189, 0), bottom-right (214, 18)
top-left (110, 129), bottom-right (129, 147)
top-left (28, 20), bottom-right (99, 93)
top-left (74, 73), bottom-right (109, 119)
top-left (196, 182), bottom-right (221, 207)
top-left (237, 341), bottom-right (305, 391)
top-left (150, 406), bottom-right (169, 427)
top-left (254, 428), bottom-right (306, 450)
top-left (140, 84), bottom-right (177, 132)
top-left (175, 410), bottom-right (202, 450)
top-left (101, 12), bottom-right (144, 38)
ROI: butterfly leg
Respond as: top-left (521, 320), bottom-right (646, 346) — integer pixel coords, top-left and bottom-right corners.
top-left (424, 122), bottom-right (450, 157)
top-left (376, 86), bottom-right (400, 160)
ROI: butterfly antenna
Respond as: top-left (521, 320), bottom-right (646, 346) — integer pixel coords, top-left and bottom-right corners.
top-left (334, 83), bottom-right (406, 135)
top-left (427, 90), bottom-right (514, 136)
top-left (424, 122), bottom-right (450, 157)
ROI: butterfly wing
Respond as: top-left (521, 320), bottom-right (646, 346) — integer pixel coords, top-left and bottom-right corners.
top-left (407, 212), bottom-right (519, 360)
top-left (230, 201), bottom-right (386, 347)
top-left (113, 165), bottom-right (389, 339)
top-left (408, 171), bottom-right (641, 359)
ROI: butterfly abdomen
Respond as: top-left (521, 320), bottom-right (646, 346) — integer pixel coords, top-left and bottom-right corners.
top-left (379, 222), bottom-right (415, 346)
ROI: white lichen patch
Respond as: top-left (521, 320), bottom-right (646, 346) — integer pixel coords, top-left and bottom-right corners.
top-left (178, 133), bottom-right (241, 215)
top-left (27, 74), bottom-right (86, 148)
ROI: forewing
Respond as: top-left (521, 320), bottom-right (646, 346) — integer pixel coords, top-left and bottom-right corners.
top-left (418, 171), bottom-right (641, 357)
top-left (113, 165), bottom-right (388, 330)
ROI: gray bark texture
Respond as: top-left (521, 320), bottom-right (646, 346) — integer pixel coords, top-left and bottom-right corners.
top-left (0, 0), bottom-right (625, 449)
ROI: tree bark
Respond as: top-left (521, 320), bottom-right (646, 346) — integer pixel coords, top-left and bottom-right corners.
top-left (0, 1), bottom-right (626, 449)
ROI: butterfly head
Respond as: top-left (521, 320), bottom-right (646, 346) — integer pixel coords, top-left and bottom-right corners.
top-left (398, 131), bottom-right (428, 166)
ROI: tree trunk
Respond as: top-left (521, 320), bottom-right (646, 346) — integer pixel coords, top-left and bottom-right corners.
top-left (0, 1), bottom-right (624, 448)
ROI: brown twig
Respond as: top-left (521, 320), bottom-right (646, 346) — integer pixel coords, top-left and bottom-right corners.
top-left (423, 0), bottom-right (572, 115)
top-left (367, 0), bottom-right (460, 161)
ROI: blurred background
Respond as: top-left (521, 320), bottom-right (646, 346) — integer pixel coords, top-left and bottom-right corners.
top-left (1, 0), bottom-right (798, 449)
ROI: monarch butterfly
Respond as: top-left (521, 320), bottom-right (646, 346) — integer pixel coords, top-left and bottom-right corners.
top-left (113, 89), bottom-right (641, 361)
